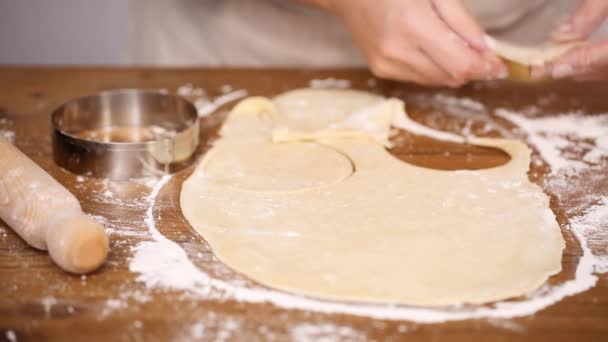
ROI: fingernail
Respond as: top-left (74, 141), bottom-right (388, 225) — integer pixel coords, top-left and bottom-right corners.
top-left (497, 68), bottom-right (509, 79)
top-left (472, 37), bottom-right (489, 52)
top-left (551, 30), bottom-right (584, 42)
top-left (530, 66), bottom-right (546, 79)
top-left (483, 61), bottom-right (493, 72)
top-left (490, 59), bottom-right (509, 79)
top-left (554, 23), bottom-right (573, 34)
top-left (483, 35), bottom-right (497, 50)
top-left (481, 62), bottom-right (496, 80)
top-left (552, 64), bottom-right (574, 78)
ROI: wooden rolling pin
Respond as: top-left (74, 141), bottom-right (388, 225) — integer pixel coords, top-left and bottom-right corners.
top-left (0, 135), bottom-right (109, 274)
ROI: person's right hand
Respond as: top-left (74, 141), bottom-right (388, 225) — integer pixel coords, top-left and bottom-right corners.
top-left (326, 0), bottom-right (507, 87)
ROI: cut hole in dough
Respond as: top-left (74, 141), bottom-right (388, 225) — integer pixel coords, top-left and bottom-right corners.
top-left (389, 141), bottom-right (511, 170)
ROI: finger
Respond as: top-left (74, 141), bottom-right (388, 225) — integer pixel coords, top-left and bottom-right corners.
top-left (548, 40), bottom-right (608, 78)
top-left (367, 56), bottom-right (427, 84)
top-left (406, 50), bottom-right (462, 87)
top-left (371, 54), bottom-right (459, 87)
top-left (431, 0), bottom-right (507, 78)
top-left (573, 68), bottom-right (608, 81)
top-left (430, 0), bottom-right (486, 51)
top-left (530, 64), bottom-right (551, 80)
top-left (379, 40), bottom-right (461, 86)
top-left (413, 2), bottom-right (495, 82)
top-left (551, 0), bottom-right (608, 42)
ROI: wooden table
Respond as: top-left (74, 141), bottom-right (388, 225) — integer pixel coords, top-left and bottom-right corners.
top-left (0, 67), bottom-right (606, 341)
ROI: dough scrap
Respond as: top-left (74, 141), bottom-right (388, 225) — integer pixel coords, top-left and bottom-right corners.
top-left (271, 89), bottom-right (401, 146)
top-left (181, 88), bottom-right (564, 306)
top-left (489, 37), bottom-right (582, 66)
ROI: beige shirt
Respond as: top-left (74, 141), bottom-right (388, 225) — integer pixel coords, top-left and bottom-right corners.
top-left (126, 0), bottom-right (577, 66)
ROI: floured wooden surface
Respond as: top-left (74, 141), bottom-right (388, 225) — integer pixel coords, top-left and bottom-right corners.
top-left (0, 68), bottom-right (607, 341)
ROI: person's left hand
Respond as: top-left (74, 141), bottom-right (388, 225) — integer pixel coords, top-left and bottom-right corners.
top-left (533, 0), bottom-right (608, 80)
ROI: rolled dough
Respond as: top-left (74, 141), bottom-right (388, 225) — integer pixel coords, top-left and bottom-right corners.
top-left (181, 89), bottom-right (564, 306)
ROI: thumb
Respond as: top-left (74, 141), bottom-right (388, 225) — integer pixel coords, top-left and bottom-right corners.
top-left (552, 0), bottom-right (608, 42)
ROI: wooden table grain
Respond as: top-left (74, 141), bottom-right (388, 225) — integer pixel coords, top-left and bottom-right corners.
top-left (0, 67), bottom-right (607, 341)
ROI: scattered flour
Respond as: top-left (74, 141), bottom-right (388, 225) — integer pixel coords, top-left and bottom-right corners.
top-left (92, 214), bottom-right (145, 238)
top-left (495, 109), bottom-right (608, 174)
top-left (596, 255), bottom-right (608, 273)
top-left (220, 85), bottom-right (233, 94)
top-left (486, 318), bottom-right (526, 333)
top-left (1, 130), bottom-right (15, 143)
top-left (177, 84), bottom-right (206, 98)
top-left (394, 107), bottom-right (465, 143)
top-left (87, 178), bottom-right (148, 210)
top-left (1, 118), bottom-right (15, 143)
top-left (105, 298), bottom-right (126, 309)
top-left (194, 90), bottom-right (248, 118)
top-left (5, 330), bottom-right (17, 342)
top-left (406, 93), bottom-right (514, 138)
top-left (493, 108), bottom-right (608, 302)
top-left (129, 175), bottom-right (210, 289)
top-left (121, 90), bottom-right (608, 325)
top-left (53, 86), bottom-right (600, 340)
top-left (40, 296), bottom-right (57, 315)
top-left (290, 323), bottom-right (365, 342)
top-left (175, 83), bottom-right (248, 117)
top-left (101, 189), bottom-right (114, 201)
top-left (99, 298), bottom-right (129, 318)
top-left (309, 78), bottom-right (351, 89)
top-left (418, 93), bottom-right (485, 112)
top-left (189, 322), bottom-right (206, 339)
top-left (570, 197), bottom-right (608, 275)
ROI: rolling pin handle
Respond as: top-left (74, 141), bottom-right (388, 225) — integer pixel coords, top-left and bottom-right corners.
top-left (46, 214), bottom-right (109, 274)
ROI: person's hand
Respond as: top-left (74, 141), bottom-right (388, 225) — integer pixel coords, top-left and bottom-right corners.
top-left (313, 0), bottom-right (507, 87)
top-left (537, 0), bottom-right (608, 80)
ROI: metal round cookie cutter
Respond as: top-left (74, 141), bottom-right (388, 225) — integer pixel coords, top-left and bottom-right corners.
top-left (52, 89), bottom-right (200, 180)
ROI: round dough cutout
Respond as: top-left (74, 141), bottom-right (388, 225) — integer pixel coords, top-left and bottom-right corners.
top-left (203, 141), bottom-right (353, 192)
